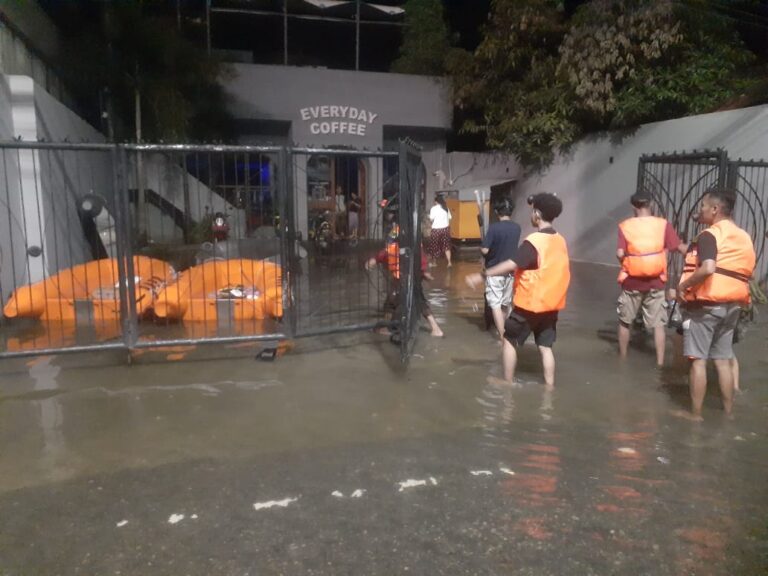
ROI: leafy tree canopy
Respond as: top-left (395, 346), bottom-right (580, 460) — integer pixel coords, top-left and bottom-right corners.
top-left (451, 0), bottom-right (762, 168)
top-left (57, 1), bottom-right (234, 142)
top-left (391, 0), bottom-right (451, 75)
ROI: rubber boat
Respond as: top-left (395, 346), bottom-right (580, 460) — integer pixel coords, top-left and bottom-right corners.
top-left (2, 256), bottom-right (175, 322)
top-left (153, 258), bottom-right (283, 322)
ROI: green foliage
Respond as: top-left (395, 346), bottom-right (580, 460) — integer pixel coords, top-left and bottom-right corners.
top-left (452, 0), bottom-right (762, 168)
top-left (68, 1), bottom-right (234, 142)
top-left (391, 0), bottom-right (450, 75)
top-left (450, 0), bottom-right (578, 167)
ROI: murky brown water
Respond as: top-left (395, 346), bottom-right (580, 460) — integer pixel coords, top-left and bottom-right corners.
top-left (0, 261), bottom-right (765, 575)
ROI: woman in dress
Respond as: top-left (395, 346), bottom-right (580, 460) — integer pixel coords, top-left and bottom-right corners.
top-left (428, 194), bottom-right (452, 267)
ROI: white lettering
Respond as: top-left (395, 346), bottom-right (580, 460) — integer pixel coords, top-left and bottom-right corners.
top-left (330, 105), bottom-right (339, 117)
top-left (367, 112), bottom-right (378, 124)
top-left (320, 105), bottom-right (330, 117)
top-left (331, 121), bottom-right (340, 133)
top-left (339, 122), bottom-right (348, 134)
top-left (348, 107), bottom-right (359, 120)
top-left (358, 124), bottom-right (366, 136)
top-left (310, 106), bottom-right (320, 119)
top-left (320, 122), bottom-right (331, 134)
top-left (357, 110), bottom-right (368, 123)
top-left (339, 106), bottom-right (349, 117)
top-left (300, 108), bottom-right (310, 121)
top-left (348, 123), bottom-right (359, 135)
top-left (310, 122), bottom-right (320, 135)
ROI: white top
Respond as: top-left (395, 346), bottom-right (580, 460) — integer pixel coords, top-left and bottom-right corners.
top-left (429, 204), bottom-right (451, 229)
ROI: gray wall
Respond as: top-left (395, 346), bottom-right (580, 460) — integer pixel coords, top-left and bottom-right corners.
top-left (429, 106), bottom-right (768, 269)
top-left (511, 105), bottom-right (768, 265)
top-left (226, 64), bottom-right (452, 149)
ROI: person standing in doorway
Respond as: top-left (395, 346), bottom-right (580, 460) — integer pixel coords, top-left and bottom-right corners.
top-left (616, 190), bottom-right (687, 366)
top-left (481, 197), bottom-right (521, 342)
top-left (428, 194), bottom-right (452, 267)
top-left (348, 192), bottom-right (362, 240)
top-left (465, 193), bottom-right (570, 388)
top-left (675, 188), bottom-right (755, 421)
top-left (335, 185), bottom-right (347, 239)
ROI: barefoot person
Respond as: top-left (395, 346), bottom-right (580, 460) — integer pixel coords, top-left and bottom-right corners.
top-left (616, 190), bottom-right (687, 366)
top-left (675, 188), bottom-right (755, 421)
top-left (466, 193), bottom-right (570, 387)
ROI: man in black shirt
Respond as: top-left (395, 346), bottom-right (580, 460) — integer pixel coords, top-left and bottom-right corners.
top-left (481, 198), bottom-right (521, 341)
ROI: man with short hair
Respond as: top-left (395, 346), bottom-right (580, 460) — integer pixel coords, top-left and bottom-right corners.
top-left (675, 188), bottom-right (756, 421)
top-left (616, 191), bottom-right (687, 366)
top-left (466, 193), bottom-right (570, 388)
top-left (481, 197), bottom-right (521, 341)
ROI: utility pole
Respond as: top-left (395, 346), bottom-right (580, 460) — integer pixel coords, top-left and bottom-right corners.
top-left (283, 0), bottom-right (288, 65)
top-left (355, 0), bottom-right (360, 70)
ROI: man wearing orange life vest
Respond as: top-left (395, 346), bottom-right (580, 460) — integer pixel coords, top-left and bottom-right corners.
top-left (465, 193), bottom-right (570, 388)
top-left (616, 190), bottom-right (687, 366)
top-left (675, 189), bottom-right (755, 421)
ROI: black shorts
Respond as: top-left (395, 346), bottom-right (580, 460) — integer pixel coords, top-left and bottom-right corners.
top-left (504, 308), bottom-right (558, 348)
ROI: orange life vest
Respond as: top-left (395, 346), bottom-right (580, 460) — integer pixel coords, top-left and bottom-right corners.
top-left (680, 219), bottom-right (755, 304)
top-left (513, 231), bottom-right (571, 313)
top-left (617, 216), bottom-right (668, 283)
top-left (387, 241), bottom-right (400, 279)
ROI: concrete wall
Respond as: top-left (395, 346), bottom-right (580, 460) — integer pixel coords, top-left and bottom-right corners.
top-left (510, 105), bottom-right (768, 265)
top-left (424, 106), bottom-right (768, 268)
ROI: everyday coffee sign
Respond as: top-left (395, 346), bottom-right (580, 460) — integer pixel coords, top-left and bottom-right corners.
top-left (299, 105), bottom-right (379, 136)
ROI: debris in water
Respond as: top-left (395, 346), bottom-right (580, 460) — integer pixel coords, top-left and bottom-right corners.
top-left (350, 489), bottom-right (366, 498)
top-left (470, 470), bottom-right (493, 476)
top-left (253, 497), bottom-right (298, 511)
top-left (191, 514), bottom-right (198, 520)
top-left (617, 447), bottom-right (637, 455)
top-left (734, 435), bottom-right (745, 441)
top-left (499, 467), bottom-right (516, 476)
top-left (116, 520), bottom-right (128, 528)
top-left (656, 457), bottom-right (670, 465)
top-left (398, 478), bottom-right (437, 492)
top-left (331, 491), bottom-right (344, 498)
top-left (168, 514), bottom-right (185, 524)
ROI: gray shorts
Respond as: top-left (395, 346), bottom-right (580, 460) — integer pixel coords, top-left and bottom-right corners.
top-left (682, 303), bottom-right (741, 360)
top-left (485, 275), bottom-right (513, 309)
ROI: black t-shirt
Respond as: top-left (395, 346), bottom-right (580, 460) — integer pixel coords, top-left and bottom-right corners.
top-left (513, 228), bottom-right (557, 270)
top-left (695, 231), bottom-right (717, 262)
top-left (482, 220), bottom-right (521, 267)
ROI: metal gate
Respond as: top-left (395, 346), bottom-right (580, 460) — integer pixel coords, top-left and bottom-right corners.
top-left (637, 149), bottom-right (768, 284)
top-left (0, 141), bottom-right (423, 360)
top-left (397, 139), bottom-right (424, 364)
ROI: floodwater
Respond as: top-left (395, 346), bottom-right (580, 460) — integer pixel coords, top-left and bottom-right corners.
top-left (0, 262), bottom-right (765, 575)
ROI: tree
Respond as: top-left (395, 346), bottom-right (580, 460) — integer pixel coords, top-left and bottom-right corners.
top-left (452, 0), bottom-right (762, 168)
top-left (450, 0), bottom-right (579, 167)
top-left (391, 0), bottom-right (451, 75)
top-left (64, 1), bottom-right (234, 143)
top-left (558, 0), bottom-right (756, 129)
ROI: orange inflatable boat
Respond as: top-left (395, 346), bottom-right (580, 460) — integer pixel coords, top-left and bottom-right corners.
top-left (2, 256), bottom-right (175, 322)
top-left (153, 259), bottom-right (283, 322)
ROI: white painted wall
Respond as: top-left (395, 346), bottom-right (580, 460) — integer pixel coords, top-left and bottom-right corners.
top-left (429, 106), bottom-right (768, 268)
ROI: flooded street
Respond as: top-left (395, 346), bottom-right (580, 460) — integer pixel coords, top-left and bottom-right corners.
top-left (0, 262), bottom-right (766, 575)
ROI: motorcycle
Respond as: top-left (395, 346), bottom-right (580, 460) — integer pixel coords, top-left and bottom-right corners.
top-left (308, 210), bottom-right (333, 253)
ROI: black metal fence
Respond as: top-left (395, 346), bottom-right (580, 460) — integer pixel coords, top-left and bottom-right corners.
top-left (0, 141), bottom-right (422, 360)
top-left (637, 149), bottom-right (768, 284)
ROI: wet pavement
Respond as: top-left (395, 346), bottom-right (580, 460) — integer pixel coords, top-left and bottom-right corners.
top-left (0, 261), bottom-right (766, 575)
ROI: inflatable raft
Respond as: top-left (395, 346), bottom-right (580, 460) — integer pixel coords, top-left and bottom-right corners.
top-left (153, 259), bottom-right (282, 322)
top-left (2, 256), bottom-right (175, 322)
